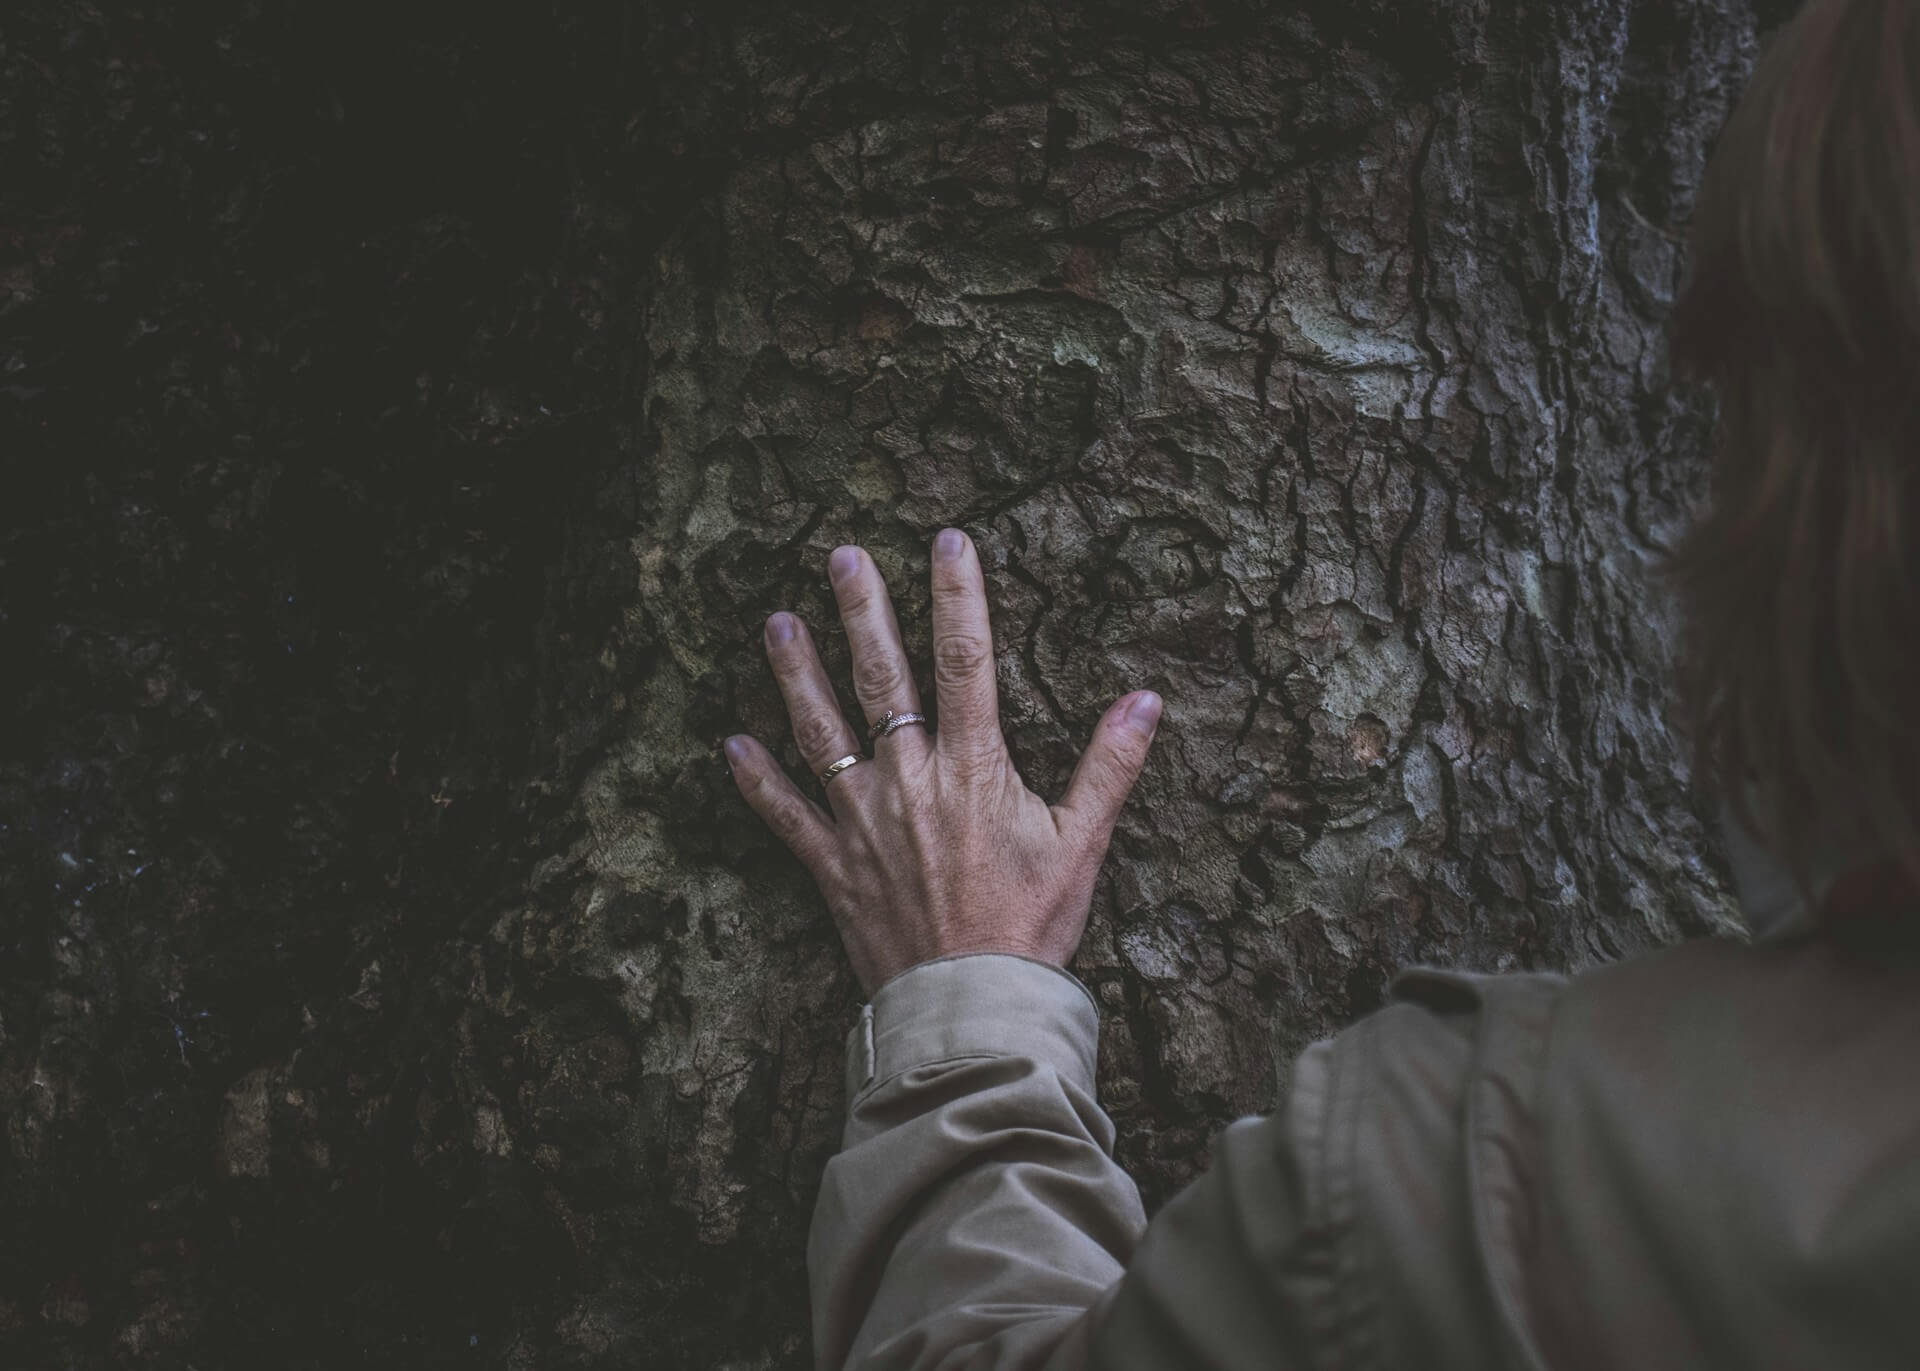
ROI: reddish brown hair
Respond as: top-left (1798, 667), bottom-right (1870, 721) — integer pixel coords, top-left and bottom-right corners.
top-left (1667, 0), bottom-right (1920, 912)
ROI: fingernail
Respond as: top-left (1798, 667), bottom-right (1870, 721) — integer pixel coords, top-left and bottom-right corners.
top-left (1126, 692), bottom-right (1162, 729)
top-left (935, 528), bottom-right (965, 562)
top-left (723, 736), bottom-right (748, 765)
top-left (829, 545), bottom-right (859, 584)
top-left (767, 612), bottom-right (796, 645)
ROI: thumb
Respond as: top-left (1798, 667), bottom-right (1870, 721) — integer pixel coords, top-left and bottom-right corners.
top-left (1052, 691), bottom-right (1161, 850)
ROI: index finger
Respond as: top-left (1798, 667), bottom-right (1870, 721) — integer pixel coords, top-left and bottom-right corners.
top-left (929, 527), bottom-right (1001, 762)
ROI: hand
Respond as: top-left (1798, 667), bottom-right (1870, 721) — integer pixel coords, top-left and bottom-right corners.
top-left (723, 528), bottom-right (1163, 996)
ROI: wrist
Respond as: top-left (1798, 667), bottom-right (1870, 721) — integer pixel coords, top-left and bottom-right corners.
top-left (846, 952), bottom-right (1101, 1106)
top-left (864, 931), bottom-right (1079, 996)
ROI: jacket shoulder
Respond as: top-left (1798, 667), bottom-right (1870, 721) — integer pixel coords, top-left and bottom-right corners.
top-left (1299, 963), bottom-right (1569, 1371)
top-left (1365, 934), bottom-right (1920, 1371)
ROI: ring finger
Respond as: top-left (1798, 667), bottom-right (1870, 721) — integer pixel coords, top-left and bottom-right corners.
top-left (763, 611), bottom-right (867, 806)
top-left (827, 545), bottom-right (928, 763)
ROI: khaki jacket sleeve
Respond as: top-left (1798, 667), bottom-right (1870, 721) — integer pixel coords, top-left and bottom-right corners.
top-left (807, 953), bottom-right (1336, 1371)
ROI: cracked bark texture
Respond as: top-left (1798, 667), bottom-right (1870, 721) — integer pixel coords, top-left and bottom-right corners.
top-left (1, 1), bottom-right (1788, 1367)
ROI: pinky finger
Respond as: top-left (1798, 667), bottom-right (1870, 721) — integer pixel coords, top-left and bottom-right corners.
top-left (725, 734), bottom-right (838, 874)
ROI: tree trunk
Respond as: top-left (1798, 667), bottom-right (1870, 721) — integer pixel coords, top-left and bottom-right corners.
top-left (1, 1), bottom-right (1778, 1367)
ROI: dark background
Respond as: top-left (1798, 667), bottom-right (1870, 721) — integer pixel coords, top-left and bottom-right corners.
top-left (4, 5), bottom-right (670, 1363)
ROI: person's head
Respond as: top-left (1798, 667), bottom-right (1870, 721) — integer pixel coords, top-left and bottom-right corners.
top-left (1668, 0), bottom-right (1920, 909)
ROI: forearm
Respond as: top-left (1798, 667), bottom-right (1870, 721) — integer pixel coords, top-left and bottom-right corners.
top-left (808, 953), bottom-right (1145, 1371)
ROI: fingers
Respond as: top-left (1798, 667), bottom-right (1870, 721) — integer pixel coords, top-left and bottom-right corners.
top-left (928, 527), bottom-right (1001, 765)
top-left (827, 545), bottom-right (926, 756)
top-left (723, 733), bottom-right (837, 875)
top-left (1052, 691), bottom-right (1162, 850)
top-left (763, 610), bottom-right (866, 793)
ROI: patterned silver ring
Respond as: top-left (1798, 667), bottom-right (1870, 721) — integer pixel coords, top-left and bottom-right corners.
top-left (867, 710), bottom-right (929, 743)
top-left (819, 754), bottom-right (864, 784)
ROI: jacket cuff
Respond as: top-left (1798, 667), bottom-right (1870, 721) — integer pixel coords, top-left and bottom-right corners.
top-left (844, 953), bottom-right (1101, 1103)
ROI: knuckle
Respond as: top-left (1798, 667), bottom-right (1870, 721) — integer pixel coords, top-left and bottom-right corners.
top-left (852, 654), bottom-right (909, 703)
top-left (751, 786), bottom-right (810, 849)
top-left (740, 763), bottom-right (781, 804)
top-left (761, 775), bottom-right (798, 813)
top-left (932, 631), bottom-right (989, 680)
top-left (792, 710), bottom-right (844, 759)
top-left (764, 789), bottom-right (803, 835)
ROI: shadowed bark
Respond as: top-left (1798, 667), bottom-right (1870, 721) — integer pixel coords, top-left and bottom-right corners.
top-left (1, 1), bottom-right (1775, 1366)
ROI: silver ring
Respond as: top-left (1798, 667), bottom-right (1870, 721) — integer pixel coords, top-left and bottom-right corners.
top-left (867, 710), bottom-right (929, 742)
top-left (820, 754), bottom-right (864, 784)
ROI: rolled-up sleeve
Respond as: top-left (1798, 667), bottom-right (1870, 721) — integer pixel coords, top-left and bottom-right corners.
top-left (807, 953), bottom-right (1335, 1371)
top-left (808, 953), bottom-right (1140, 1370)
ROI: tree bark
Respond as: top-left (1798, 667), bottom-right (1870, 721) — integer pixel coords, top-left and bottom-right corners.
top-left (0, 1), bottom-right (1778, 1366)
